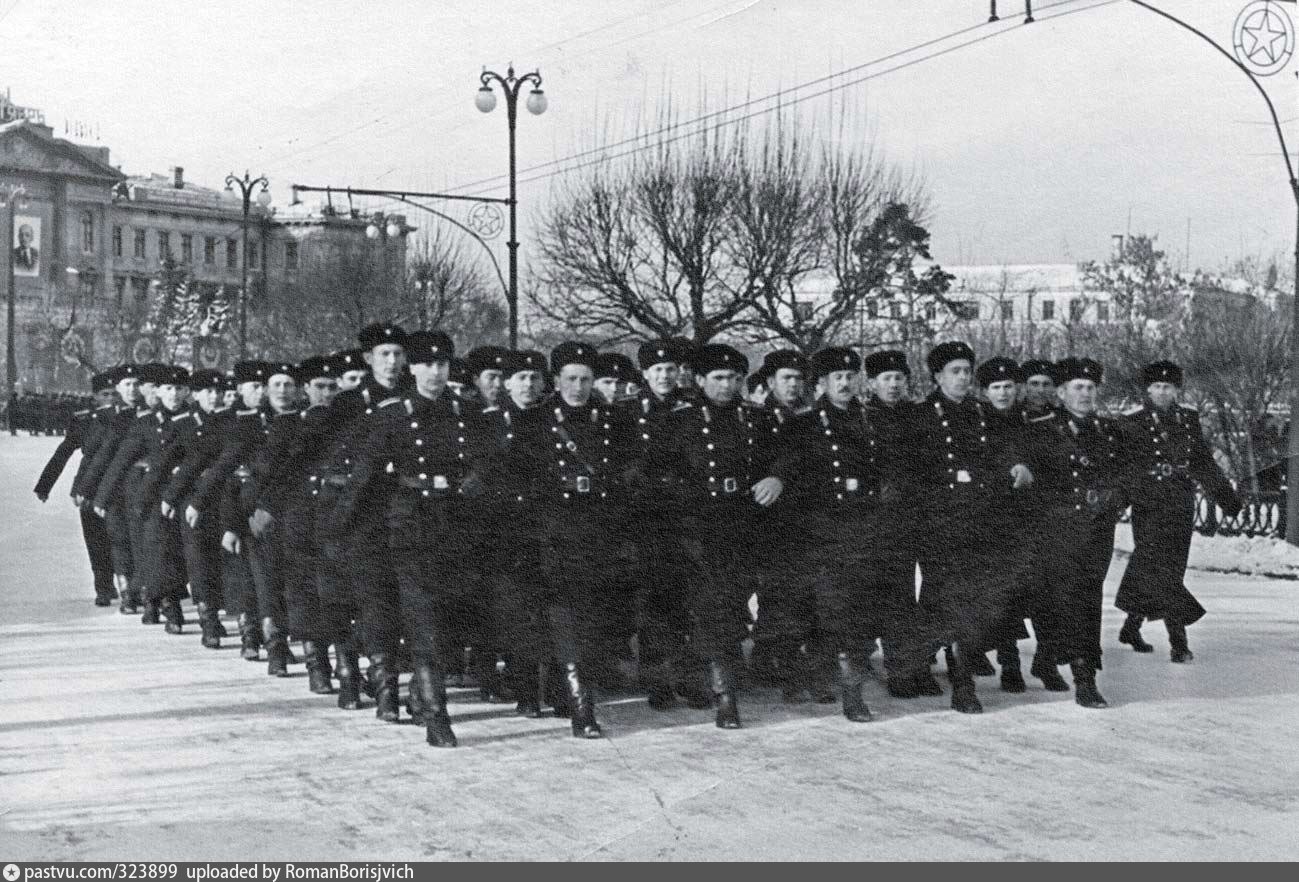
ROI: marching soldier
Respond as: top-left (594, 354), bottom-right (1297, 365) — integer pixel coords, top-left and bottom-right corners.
top-left (192, 361), bottom-right (273, 662)
top-left (468, 348), bottom-right (556, 716)
top-left (248, 356), bottom-right (341, 693)
top-left (33, 369), bottom-right (116, 606)
top-left (314, 324), bottom-right (411, 717)
top-left (785, 347), bottom-right (895, 722)
top-left (657, 343), bottom-right (793, 729)
top-left (903, 342), bottom-right (1034, 714)
top-left (156, 368), bottom-right (229, 648)
top-left (88, 364), bottom-right (175, 626)
top-left (626, 338), bottom-right (711, 711)
top-left (1027, 358), bottom-right (1130, 708)
top-left (1115, 361), bottom-right (1242, 662)
top-left (861, 350), bottom-right (943, 699)
top-left (75, 364), bottom-right (145, 613)
top-left (748, 349), bottom-right (823, 702)
top-left (337, 331), bottom-right (483, 746)
top-left (502, 341), bottom-right (640, 738)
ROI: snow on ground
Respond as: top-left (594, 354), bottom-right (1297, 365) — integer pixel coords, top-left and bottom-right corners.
top-left (2, 435), bottom-right (1298, 861)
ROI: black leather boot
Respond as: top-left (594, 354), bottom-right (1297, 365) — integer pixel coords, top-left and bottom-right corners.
top-left (886, 674), bottom-right (921, 699)
top-left (264, 619), bottom-right (290, 677)
top-left (564, 662), bottom-right (603, 739)
top-left (370, 655), bottom-right (401, 722)
top-left (777, 645), bottom-right (808, 703)
top-left (1030, 650), bottom-right (1070, 692)
top-left (710, 659), bottom-right (742, 730)
top-left (912, 668), bottom-right (945, 696)
top-left (163, 599), bottom-right (184, 635)
top-left (140, 599), bottom-right (161, 625)
top-left (413, 657), bottom-right (457, 748)
top-left (997, 642), bottom-right (1026, 693)
top-left (805, 649), bottom-right (837, 705)
top-left (836, 651), bottom-right (872, 722)
top-left (1119, 614), bottom-right (1155, 653)
top-left (1167, 621), bottom-right (1193, 663)
top-left (334, 644), bottom-right (362, 710)
top-left (1070, 659), bottom-right (1108, 708)
top-left (302, 641), bottom-right (334, 695)
top-left (642, 663), bottom-right (677, 712)
top-left (238, 613), bottom-right (260, 661)
top-left (946, 644), bottom-right (983, 714)
top-left (675, 670), bottom-right (715, 710)
top-left (511, 657), bottom-right (544, 718)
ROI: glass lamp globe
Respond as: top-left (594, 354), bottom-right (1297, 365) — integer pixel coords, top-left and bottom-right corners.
top-left (526, 88), bottom-right (547, 115)
top-left (256, 187), bottom-right (272, 207)
top-left (366, 224), bottom-right (381, 240)
top-left (475, 86), bottom-right (497, 113)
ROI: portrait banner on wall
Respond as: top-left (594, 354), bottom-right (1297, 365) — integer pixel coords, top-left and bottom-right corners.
top-left (12, 214), bottom-right (41, 277)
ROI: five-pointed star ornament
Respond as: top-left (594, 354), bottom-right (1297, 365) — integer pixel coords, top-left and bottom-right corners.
top-left (1233, 1), bottom-right (1296, 75)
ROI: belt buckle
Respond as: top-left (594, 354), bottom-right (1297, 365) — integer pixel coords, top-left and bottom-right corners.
top-left (845, 477), bottom-right (859, 492)
top-left (576, 475), bottom-right (591, 494)
top-left (1086, 488), bottom-right (1100, 505)
top-left (1159, 463), bottom-right (1174, 477)
top-left (723, 477), bottom-right (738, 494)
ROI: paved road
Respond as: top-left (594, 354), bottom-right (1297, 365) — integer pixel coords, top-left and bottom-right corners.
top-left (2, 436), bottom-right (1297, 860)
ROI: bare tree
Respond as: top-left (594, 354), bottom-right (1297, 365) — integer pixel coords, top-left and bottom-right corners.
top-left (402, 229), bottom-right (508, 348)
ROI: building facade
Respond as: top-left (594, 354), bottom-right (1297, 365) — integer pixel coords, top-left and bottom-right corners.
top-left (1, 94), bottom-right (408, 393)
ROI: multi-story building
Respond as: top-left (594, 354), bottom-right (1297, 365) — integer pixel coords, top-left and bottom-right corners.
top-left (1, 91), bottom-right (408, 393)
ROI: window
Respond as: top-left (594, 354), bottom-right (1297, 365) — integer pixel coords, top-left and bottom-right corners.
top-left (951, 301), bottom-right (979, 320)
top-left (157, 231), bottom-right (171, 260)
top-left (1097, 302), bottom-right (1110, 322)
top-left (131, 278), bottom-right (150, 306)
top-left (284, 240), bottom-right (299, 271)
top-left (181, 234), bottom-right (193, 264)
top-left (79, 274), bottom-right (96, 302)
top-left (227, 239), bottom-right (238, 269)
top-left (1000, 300), bottom-right (1014, 321)
top-left (889, 301), bottom-right (901, 320)
top-left (1042, 299), bottom-right (1055, 320)
top-left (246, 240), bottom-right (260, 270)
top-left (866, 299), bottom-right (879, 319)
top-left (81, 211), bottom-right (95, 253)
top-left (133, 229), bottom-right (146, 259)
top-left (923, 302), bottom-right (937, 321)
top-left (204, 237), bottom-right (216, 265)
top-left (112, 226), bottom-right (123, 258)
top-left (114, 276), bottom-right (127, 308)
top-left (1069, 298), bottom-right (1084, 322)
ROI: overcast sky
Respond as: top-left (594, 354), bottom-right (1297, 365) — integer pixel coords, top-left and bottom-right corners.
top-left (2, 0), bottom-right (1294, 272)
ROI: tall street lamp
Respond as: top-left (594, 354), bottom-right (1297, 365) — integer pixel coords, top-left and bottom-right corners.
top-left (2, 183), bottom-right (29, 398)
top-left (475, 63), bottom-right (548, 349)
top-left (224, 171), bottom-right (271, 359)
top-left (1126, 0), bottom-right (1299, 543)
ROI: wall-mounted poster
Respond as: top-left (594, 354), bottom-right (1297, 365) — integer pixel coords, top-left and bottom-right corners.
top-left (12, 214), bottom-right (40, 277)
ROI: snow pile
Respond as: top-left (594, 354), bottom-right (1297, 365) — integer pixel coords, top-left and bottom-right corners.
top-left (1114, 523), bottom-right (1299, 579)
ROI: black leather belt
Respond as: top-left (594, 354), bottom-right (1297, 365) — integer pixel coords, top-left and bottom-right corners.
top-left (1150, 463), bottom-right (1187, 478)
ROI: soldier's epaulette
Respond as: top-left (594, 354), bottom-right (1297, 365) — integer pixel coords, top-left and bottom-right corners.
top-left (170, 412), bottom-right (191, 422)
top-left (1028, 412), bottom-right (1057, 424)
top-left (94, 404), bottom-right (114, 413)
top-left (671, 401), bottom-right (694, 412)
top-left (237, 408), bottom-right (258, 416)
top-left (791, 405), bottom-right (812, 416)
top-left (74, 409), bottom-right (91, 417)
top-left (1122, 405), bottom-right (1144, 417)
top-left (377, 396), bottom-right (403, 409)
top-left (1178, 404), bottom-right (1200, 415)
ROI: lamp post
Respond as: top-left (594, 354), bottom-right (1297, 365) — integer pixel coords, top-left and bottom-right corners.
top-left (224, 171), bottom-right (271, 359)
top-left (1125, 0), bottom-right (1299, 543)
top-left (2, 183), bottom-right (29, 398)
top-left (475, 64), bottom-right (548, 349)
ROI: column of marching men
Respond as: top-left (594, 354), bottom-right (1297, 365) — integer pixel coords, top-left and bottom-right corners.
top-left (34, 325), bottom-right (1245, 748)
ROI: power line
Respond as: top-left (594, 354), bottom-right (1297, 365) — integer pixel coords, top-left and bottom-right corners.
top-left (444, 0), bottom-right (1100, 196)
top-left (491, 0), bottom-right (1120, 193)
